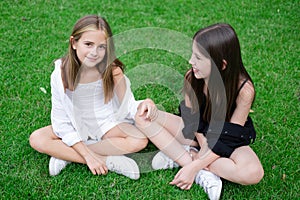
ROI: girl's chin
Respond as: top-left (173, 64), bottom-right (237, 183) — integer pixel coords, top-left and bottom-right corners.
top-left (194, 74), bottom-right (202, 79)
top-left (82, 61), bottom-right (100, 68)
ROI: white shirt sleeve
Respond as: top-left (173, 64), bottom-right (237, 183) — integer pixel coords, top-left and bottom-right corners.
top-left (112, 75), bottom-right (143, 121)
top-left (50, 60), bottom-right (82, 146)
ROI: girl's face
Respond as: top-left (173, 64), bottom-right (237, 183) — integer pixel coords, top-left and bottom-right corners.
top-left (72, 30), bottom-right (107, 67)
top-left (189, 42), bottom-right (211, 80)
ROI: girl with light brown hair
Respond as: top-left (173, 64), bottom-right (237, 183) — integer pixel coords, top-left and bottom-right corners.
top-left (29, 15), bottom-right (156, 180)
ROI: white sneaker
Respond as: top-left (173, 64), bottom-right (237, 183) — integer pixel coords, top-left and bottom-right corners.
top-left (106, 155), bottom-right (140, 180)
top-left (151, 145), bottom-right (197, 170)
top-left (151, 151), bottom-right (179, 170)
top-left (195, 170), bottom-right (222, 200)
top-left (49, 157), bottom-right (70, 176)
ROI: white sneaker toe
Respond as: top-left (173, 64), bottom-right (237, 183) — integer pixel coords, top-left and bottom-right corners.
top-left (106, 156), bottom-right (140, 180)
top-left (49, 157), bottom-right (70, 176)
top-left (195, 170), bottom-right (222, 200)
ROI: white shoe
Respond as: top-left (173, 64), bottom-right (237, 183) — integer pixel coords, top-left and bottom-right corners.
top-left (151, 151), bottom-right (179, 170)
top-left (106, 156), bottom-right (140, 180)
top-left (195, 170), bottom-right (222, 200)
top-left (151, 145), bottom-right (197, 170)
top-left (49, 157), bottom-right (70, 176)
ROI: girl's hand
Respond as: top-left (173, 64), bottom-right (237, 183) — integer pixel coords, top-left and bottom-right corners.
top-left (84, 152), bottom-right (108, 175)
top-left (169, 164), bottom-right (197, 190)
top-left (138, 98), bottom-right (158, 121)
top-left (194, 133), bottom-right (210, 160)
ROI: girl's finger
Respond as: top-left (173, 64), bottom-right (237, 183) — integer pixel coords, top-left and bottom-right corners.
top-left (138, 103), bottom-right (147, 116)
top-left (90, 168), bottom-right (96, 175)
top-left (95, 168), bottom-right (101, 175)
top-left (146, 105), bottom-right (151, 118)
top-left (180, 185), bottom-right (187, 190)
top-left (100, 167), bottom-right (107, 175)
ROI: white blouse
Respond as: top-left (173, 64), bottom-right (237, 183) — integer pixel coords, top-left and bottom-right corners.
top-left (50, 59), bottom-right (142, 146)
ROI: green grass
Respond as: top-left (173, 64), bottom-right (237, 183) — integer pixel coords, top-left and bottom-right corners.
top-left (1, 0), bottom-right (299, 199)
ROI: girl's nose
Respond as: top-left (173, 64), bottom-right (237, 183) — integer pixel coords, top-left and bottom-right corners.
top-left (90, 47), bottom-right (98, 56)
top-left (189, 57), bottom-right (193, 65)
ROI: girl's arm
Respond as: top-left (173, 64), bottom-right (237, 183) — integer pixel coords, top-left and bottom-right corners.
top-left (72, 141), bottom-right (108, 175)
top-left (170, 132), bottom-right (220, 190)
top-left (113, 67), bottom-right (157, 121)
top-left (112, 67), bottom-right (126, 103)
top-left (170, 147), bottom-right (219, 190)
top-left (230, 80), bottom-right (255, 125)
top-left (50, 61), bottom-right (82, 147)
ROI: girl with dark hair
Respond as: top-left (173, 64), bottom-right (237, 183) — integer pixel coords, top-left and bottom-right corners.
top-left (29, 15), bottom-right (157, 180)
top-left (136, 23), bottom-right (264, 199)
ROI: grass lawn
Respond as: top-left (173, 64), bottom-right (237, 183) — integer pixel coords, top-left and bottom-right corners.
top-left (0, 0), bottom-right (299, 199)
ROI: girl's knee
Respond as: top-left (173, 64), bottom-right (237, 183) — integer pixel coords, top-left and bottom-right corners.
top-left (250, 164), bottom-right (264, 184)
top-left (29, 130), bottom-right (42, 151)
top-left (240, 164), bottom-right (264, 185)
top-left (128, 137), bottom-right (148, 152)
top-left (29, 129), bottom-right (48, 153)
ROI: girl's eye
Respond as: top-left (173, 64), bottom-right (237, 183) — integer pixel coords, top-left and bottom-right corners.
top-left (98, 45), bottom-right (107, 50)
top-left (85, 42), bottom-right (92, 47)
top-left (194, 54), bottom-right (201, 60)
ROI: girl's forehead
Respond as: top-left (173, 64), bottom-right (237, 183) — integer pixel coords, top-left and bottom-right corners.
top-left (192, 42), bottom-right (201, 53)
top-left (80, 30), bottom-right (107, 42)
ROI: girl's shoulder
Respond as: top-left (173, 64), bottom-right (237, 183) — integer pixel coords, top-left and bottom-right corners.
top-left (237, 79), bottom-right (255, 105)
top-left (112, 66), bottom-right (124, 76)
top-left (52, 58), bottom-right (63, 73)
top-left (112, 66), bottom-right (125, 83)
top-left (51, 59), bottom-right (62, 76)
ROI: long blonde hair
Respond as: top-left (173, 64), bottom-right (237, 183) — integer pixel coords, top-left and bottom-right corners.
top-left (61, 15), bottom-right (124, 103)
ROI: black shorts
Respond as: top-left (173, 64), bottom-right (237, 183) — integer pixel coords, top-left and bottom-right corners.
top-left (178, 101), bottom-right (256, 158)
top-left (204, 118), bottom-right (256, 158)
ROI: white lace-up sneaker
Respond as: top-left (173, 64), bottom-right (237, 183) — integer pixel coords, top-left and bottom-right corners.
top-left (106, 155), bottom-right (140, 180)
top-left (195, 170), bottom-right (222, 200)
top-left (151, 151), bottom-right (179, 170)
top-left (151, 145), bottom-right (198, 170)
top-left (49, 157), bottom-right (71, 176)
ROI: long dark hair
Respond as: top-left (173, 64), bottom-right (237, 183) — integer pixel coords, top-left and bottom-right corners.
top-left (184, 23), bottom-right (254, 122)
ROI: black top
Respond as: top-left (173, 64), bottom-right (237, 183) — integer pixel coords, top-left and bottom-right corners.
top-left (178, 79), bottom-right (256, 157)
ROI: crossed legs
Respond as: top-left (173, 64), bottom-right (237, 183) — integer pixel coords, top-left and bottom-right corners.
top-left (135, 110), bottom-right (264, 185)
top-left (29, 123), bottom-right (148, 164)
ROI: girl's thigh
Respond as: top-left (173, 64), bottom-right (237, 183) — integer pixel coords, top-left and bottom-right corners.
top-left (230, 145), bottom-right (262, 168)
top-left (157, 111), bottom-right (183, 134)
top-left (157, 111), bottom-right (195, 145)
top-left (102, 123), bottom-right (146, 139)
top-left (32, 125), bottom-right (60, 140)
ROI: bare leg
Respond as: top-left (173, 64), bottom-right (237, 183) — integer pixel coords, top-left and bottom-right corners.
top-left (29, 125), bottom-right (87, 163)
top-left (29, 124), bottom-right (148, 162)
top-left (135, 110), bottom-right (192, 166)
top-left (88, 123), bottom-right (148, 155)
top-left (207, 146), bottom-right (264, 185)
top-left (155, 111), bottom-right (198, 147)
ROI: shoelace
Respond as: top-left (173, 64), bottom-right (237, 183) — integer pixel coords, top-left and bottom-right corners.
top-left (160, 152), bottom-right (177, 169)
top-left (196, 173), bottom-right (217, 192)
top-left (108, 162), bottom-right (133, 174)
top-left (167, 158), bottom-right (175, 168)
top-left (108, 162), bottom-right (121, 173)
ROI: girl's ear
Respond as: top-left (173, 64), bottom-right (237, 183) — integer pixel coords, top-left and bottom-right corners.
top-left (222, 59), bottom-right (227, 70)
top-left (70, 36), bottom-right (76, 50)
